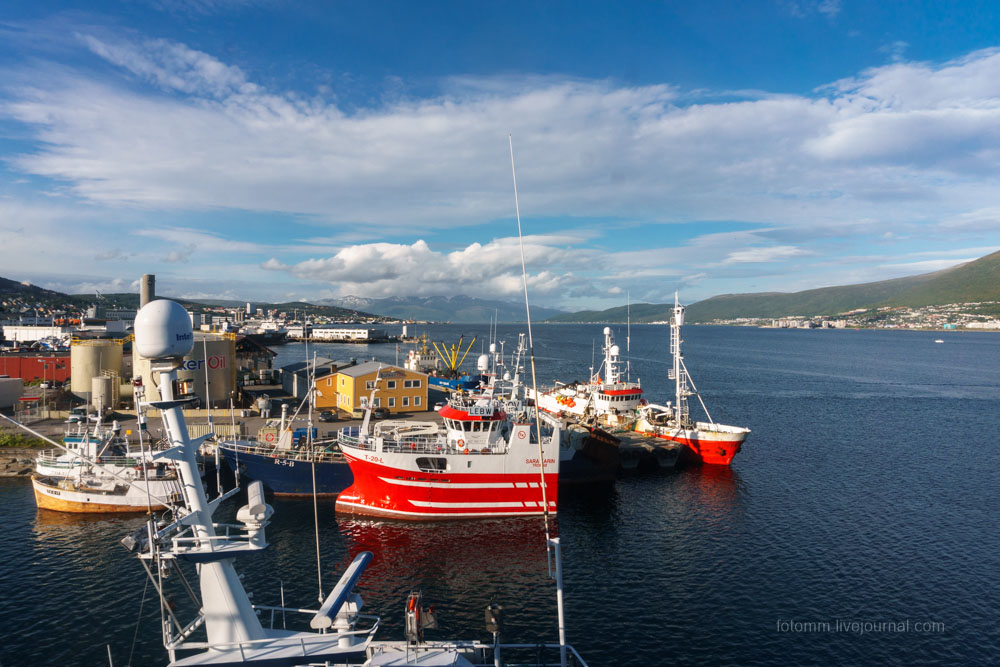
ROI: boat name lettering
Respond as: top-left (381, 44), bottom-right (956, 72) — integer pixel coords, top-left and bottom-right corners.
top-left (175, 333), bottom-right (193, 341)
top-left (181, 355), bottom-right (227, 371)
top-left (274, 459), bottom-right (295, 467)
top-left (467, 406), bottom-right (494, 417)
top-left (364, 454), bottom-right (384, 463)
top-left (525, 458), bottom-right (556, 465)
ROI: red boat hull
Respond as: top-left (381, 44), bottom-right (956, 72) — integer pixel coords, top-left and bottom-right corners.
top-left (633, 425), bottom-right (748, 466)
top-left (335, 453), bottom-right (558, 520)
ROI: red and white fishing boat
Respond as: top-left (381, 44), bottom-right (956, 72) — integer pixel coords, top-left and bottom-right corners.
top-left (529, 326), bottom-right (643, 429)
top-left (335, 393), bottom-right (561, 520)
top-left (634, 293), bottom-right (750, 465)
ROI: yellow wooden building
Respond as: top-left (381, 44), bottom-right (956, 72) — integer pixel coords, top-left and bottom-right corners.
top-left (314, 361), bottom-right (428, 415)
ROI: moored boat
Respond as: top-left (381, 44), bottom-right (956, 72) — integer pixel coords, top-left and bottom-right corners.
top-left (529, 327), bottom-right (643, 430)
top-left (633, 294), bottom-right (750, 465)
top-left (335, 393), bottom-right (560, 520)
top-left (32, 473), bottom-right (181, 513)
top-left (218, 413), bottom-right (352, 496)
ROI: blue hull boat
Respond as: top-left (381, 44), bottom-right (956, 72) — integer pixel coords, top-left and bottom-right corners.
top-left (218, 442), bottom-right (353, 496)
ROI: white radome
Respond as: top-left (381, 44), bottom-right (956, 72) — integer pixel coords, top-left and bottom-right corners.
top-left (134, 299), bottom-right (194, 360)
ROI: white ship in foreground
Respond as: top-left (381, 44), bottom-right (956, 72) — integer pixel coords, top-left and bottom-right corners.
top-left (114, 298), bottom-right (589, 666)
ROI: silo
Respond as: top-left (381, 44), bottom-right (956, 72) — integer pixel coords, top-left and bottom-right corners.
top-left (91, 376), bottom-right (114, 412)
top-left (71, 340), bottom-right (124, 399)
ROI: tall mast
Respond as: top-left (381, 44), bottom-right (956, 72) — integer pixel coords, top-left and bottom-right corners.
top-left (671, 291), bottom-right (686, 426)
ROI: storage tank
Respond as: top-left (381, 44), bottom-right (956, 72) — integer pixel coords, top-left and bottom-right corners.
top-left (132, 332), bottom-right (236, 407)
top-left (0, 377), bottom-right (23, 409)
top-left (91, 376), bottom-right (114, 411)
top-left (70, 340), bottom-right (124, 399)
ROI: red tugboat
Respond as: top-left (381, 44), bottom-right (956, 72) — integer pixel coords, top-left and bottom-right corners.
top-left (335, 393), bottom-right (561, 519)
top-left (634, 293), bottom-right (750, 465)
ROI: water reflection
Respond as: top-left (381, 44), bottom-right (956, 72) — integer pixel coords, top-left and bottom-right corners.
top-left (335, 517), bottom-right (555, 641)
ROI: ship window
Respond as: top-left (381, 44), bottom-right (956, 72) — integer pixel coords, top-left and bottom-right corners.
top-left (416, 457), bottom-right (447, 473)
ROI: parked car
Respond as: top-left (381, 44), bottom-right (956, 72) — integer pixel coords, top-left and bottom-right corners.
top-left (318, 410), bottom-right (336, 422)
top-left (372, 407), bottom-right (390, 419)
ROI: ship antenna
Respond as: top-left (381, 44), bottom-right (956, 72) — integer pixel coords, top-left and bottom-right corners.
top-left (508, 134), bottom-right (551, 537)
top-left (626, 291), bottom-right (631, 383)
top-left (308, 350), bottom-right (324, 602)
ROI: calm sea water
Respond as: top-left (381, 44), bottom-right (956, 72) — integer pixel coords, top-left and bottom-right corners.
top-left (2, 325), bottom-right (998, 666)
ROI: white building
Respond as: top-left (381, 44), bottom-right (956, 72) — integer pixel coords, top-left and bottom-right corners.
top-left (311, 328), bottom-right (387, 341)
top-left (2, 325), bottom-right (73, 343)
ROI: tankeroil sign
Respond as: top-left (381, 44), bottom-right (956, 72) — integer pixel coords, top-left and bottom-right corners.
top-left (181, 355), bottom-right (228, 371)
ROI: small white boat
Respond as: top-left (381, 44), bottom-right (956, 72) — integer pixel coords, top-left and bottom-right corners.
top-left (32, 473), bottom-right (181, 513)
top-left (935, 339), bottom-right (945, 344)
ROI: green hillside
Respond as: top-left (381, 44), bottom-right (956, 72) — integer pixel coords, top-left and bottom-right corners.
top-left (546, 249), bottom-right (1000, 323)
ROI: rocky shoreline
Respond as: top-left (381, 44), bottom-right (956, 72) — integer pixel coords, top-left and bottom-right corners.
top-left (0, 449), bottom-right (37, 477)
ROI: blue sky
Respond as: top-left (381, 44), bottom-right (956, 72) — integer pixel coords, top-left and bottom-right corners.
top-left (2, 1), bottom-right (1000, 311)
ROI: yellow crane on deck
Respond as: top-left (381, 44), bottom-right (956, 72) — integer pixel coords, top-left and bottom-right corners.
top-left (431, 336), bottom-right (477, 378)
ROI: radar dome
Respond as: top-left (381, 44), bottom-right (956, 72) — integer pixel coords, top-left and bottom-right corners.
top-left (476, 354), bottom-right (489, 372)
top-left (603, 326), bottom-right (611, 335)
top-left (610, 344), bottom-right (620, 357)
top-left (134, 300), bottom-right (194, 360)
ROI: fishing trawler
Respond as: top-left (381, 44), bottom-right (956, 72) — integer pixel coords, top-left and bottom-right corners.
top-left (218, 404), bottom-right (352, 496)
top-left (335, 391), bottom-right (560, 519)
top-left (31, 421), bottom-right (183, 512)
top-left (111, 296), bottom-right (589, 666)
top-left (528, 326), bottom-right (643, 430)
top-left (634, 294), bottom-right (750, 465)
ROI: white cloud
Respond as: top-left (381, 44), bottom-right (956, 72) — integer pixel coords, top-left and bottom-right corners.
top-left (722, 245), bottom-right (813, 265)
top-left (17, 33), bottom-right (1000, 230)
top-left (4, 32), bottom-right (1000, 306)
top-left (277, 237), bottom-right (583, 300)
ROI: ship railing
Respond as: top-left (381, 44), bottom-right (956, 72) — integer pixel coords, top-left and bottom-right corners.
top-left (163, 521), bottom-right (273, 558)
top-left (365, 640), bottom-right (588, 666)
top-left (165, 613), bottom-right (379, 653)
top-left (36, 451), bottom-right (150, 466)
top-left (381, 436), bottom-right (451, 455)
top-left (220, 441), bottom-right (343, 463)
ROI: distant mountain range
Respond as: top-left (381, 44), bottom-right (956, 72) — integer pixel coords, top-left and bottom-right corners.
top-left (547, 249), bottom-right (1000, 323)
top-left (6, 248), bottom-right (998, 324)
top-left (320, 295), bottom-right (566, 323)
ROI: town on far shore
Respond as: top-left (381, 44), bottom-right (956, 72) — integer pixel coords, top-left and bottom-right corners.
top-left (704, 302), bottom-right (1000, 330)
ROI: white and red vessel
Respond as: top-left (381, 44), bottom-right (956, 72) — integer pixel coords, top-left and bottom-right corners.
top-left (634, 293), bottom-right (750, 465)
top-left (529, 326), bottom-right (643, 429)
top-left (335, 393), bottom-right (560, 520)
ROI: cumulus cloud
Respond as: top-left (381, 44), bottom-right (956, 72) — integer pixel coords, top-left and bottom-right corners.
top-left (276, 237), bottom-right (584, 299)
